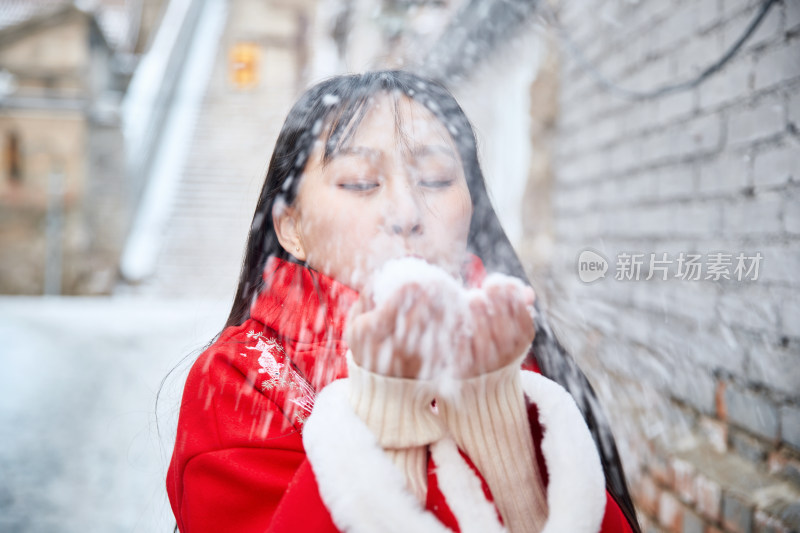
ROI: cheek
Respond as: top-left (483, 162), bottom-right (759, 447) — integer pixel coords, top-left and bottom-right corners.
top-left (302, 191), bottom-right (364, 242)
top-left (303, 204), bottom-right (379, 270)
top-left (454, 193), bottom-right (473, 229)
top-left (309, 216), bottom-right (359, 254)
top-left (430, 190), bottom-right (472, 240)
top-left (323, 210), bottom-right (391, 289)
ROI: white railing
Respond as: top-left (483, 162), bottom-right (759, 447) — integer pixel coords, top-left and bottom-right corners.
top-left (120, 0), bottom-right (203, 186)
top-left (119, 0), bottom-right (227, 284)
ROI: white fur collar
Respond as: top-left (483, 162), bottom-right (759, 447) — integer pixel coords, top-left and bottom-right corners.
top-left (302, 370), bottom-right (606, 533)
top-left (520, 370), bottom-right (607, 533)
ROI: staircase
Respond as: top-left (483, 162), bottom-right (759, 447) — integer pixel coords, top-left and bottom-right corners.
top-left (117, 0), bottom-right (302, 300)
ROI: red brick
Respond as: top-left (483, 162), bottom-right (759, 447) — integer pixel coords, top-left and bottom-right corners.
top-left (768, 450), bottom-right (787, 474)
top-left (699, 417), bottom-right (728, 453)
top-left (672, 457), bottom-right (697, 505)
top-left (754, 509), bottom-right (791, 533)
top-left (651, 452), bottom-right (676, 488)
top-left (695, 474), bottom-right (722, 522)
top-left (722, 492), bottom-right (754, 533)
top-left (640, 514), bottom-right (656, 533)
top-left (659, 492), bottom-right (685, 533)
top-left (716, 380), bottom-right (728, 421)
top-left (636, 475), bottom-right (661, 517)
top-left (767, 449), bottom-right (800, 484)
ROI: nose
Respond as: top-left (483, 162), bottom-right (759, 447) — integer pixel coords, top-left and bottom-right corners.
top-left (390, 220), bottom-right (422, 236)
top-left (385, 181), bottom-right (423, 237)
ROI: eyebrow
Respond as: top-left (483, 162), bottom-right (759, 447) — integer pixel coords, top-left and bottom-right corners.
top-left (328, 146), bottom-right (382, 161)
top-left (409, 145), bottom-right (457, 160)
top-left (329, 144), bottom-right (456, 162)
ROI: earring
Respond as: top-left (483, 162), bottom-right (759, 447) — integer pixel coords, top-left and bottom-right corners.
top-left (295, 246), bottom-right (300, 252)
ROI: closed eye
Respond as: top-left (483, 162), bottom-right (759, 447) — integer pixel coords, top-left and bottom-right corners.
top-left (419, 178), bottom-right (454, 189)
top-left (338, 181), bottom-right (379, 192)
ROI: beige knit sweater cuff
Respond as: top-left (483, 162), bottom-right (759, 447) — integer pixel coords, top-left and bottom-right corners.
top-left (437, 357), bottom-right (549, 533)
top-left (346, 351), bottom-right (446, 449)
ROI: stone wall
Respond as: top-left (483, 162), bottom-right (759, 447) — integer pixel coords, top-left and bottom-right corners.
top-left (544, 0), bottom-right (800, 531)
top-left (0, 111), bottom-right (88, 295)
top-left (1, 9), bottom-right (131, 295)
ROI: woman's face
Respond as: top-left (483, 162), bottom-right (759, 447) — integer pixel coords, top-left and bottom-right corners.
top-left (276, 93), bottom-right (473, 290)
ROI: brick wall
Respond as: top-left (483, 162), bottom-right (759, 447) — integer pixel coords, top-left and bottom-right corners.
top-left (543, 0), bottom-right (800, 531)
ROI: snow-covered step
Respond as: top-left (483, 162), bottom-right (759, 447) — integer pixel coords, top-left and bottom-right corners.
top-left (118, 0), bottom-right (301, 298)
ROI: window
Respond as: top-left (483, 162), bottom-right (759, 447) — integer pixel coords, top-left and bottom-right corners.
top-left (6, 131), bottom-right (22, 183)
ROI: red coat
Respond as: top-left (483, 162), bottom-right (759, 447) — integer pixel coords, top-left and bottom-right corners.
top-left (167, 256), bottom-right (635, 533)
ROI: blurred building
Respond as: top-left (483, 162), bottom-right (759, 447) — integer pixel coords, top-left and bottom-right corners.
top-left (115, 0), bottom-right (318, 298)
top-left (0, 0), bottom-right (166, 295)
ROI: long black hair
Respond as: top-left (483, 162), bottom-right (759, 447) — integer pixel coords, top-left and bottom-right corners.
top-left (221, 70), bottom-right (641, 532)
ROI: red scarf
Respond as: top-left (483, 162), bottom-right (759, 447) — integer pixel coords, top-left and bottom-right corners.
top-left (250, 255), bottom-right (488, 391)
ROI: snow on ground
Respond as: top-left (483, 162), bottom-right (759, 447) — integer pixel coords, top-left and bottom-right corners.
top-left (0, 296), bottom-right (228, 532)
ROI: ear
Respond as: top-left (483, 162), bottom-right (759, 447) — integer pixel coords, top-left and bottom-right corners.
top-left (273, 203), bottom-right (307, 261)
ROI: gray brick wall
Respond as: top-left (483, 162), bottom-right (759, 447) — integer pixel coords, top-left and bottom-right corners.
top-left (541, 0), bottom-right (800, 531)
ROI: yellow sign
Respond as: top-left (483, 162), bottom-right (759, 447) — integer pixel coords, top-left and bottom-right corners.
top-left (230, 43), bottom-right (259, 88)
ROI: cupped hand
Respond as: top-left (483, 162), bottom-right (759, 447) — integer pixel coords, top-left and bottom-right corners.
top-left (460, 277), bottom-right (537, 379)
top-left (345, 277), bottom-right (536, 380)
top-left (345, 282), bottom-right (460, 379)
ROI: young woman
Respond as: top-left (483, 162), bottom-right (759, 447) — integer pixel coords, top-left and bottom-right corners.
top-left (166, 70), bottom-right (641, 533)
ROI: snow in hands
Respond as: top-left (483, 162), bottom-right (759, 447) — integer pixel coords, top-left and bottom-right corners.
top-left (347, 256), bottom-right (536, 399)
